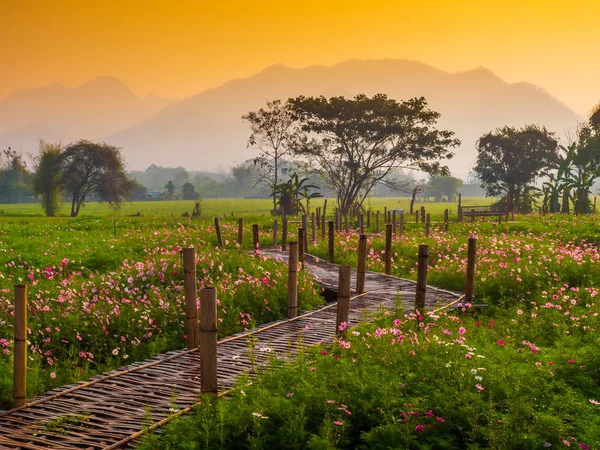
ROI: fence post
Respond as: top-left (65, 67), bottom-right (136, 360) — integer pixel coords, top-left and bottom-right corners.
top-left (288, 241), bottom-right (298, 318)
top-left (13, 285), bottom-right (27, 408)
top-left (238, 218), bottom-right (244, 247)
top-left (298, 228), bottom-right (305, 269)
top-left (384, 206), bottom-right (387, 219)
top-left (498, 213), bottom-right (502, 224)
top-left (421, 206), bottom-right (426, 223)
top-left (415, 211), bottom-right (419, 223)
top-left (183, 248), bottom-right (198, 350)
top-left (375, 211), bottom-right (380, 234)
top-left (316, 208), bottom-right (321, 228)
top-left (470, 209), bottom-right (475, 223)
top-left (272, 219), bottom-right (278, 247)
top-left (458, 193), bottom-right (463, 222)
top-left (465, 237), bottom-right (477, 302)
top-left (392, 210), bottom-right (397, 236)
top-left (321, 214), bottom-right (326, 239)
top-left (252, 224), bottom-right (260, 249)
top-left (329, 220), bottom-right (335, 264)
top-left (415, 244), bottom-right (429, 310)
top-left (311, 212), bottom-right (316, 242)
top-left (336, 265), bottom-right (351, 336)
top-left (444, 209), bottom-right (449, 232)
top-left (282, 216), bottom-right (288, 251)
top-left (356, 234), bottom-right (367, 294)
top-left (399, 212), bottom-right (404, 237)
top-left (385, 223), bottom-right (393, 275)
top-left (214, 218), bottom-right (223, 247)
top-left (302, 215), bottom-right (308, 253)
top-left (200, 287), bottom-right (218, 394)
top-left (387, 211), bottom-right (392, 224)
top-left (367, 210), bottom-right (371, 229)
top-left (425, 213), bottom-right (431, 237)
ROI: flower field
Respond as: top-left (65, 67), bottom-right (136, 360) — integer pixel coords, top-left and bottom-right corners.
top-left (0, 215), bottom-right (323, 409)
top-left (139, 212), bottom-right (600, 449)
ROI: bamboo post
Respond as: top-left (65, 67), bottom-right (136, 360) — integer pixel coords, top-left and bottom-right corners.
top-left (367, 210), bottom-right (371, 229)
top-left (252, 224), bottom-right (260, 249)
top-left (13, 285), bottom-right (27, 408)
top-left (322, 199), bottom-right (328, 220)
top-left (302, 215), bottom-right (308, 252)
top-left (498, 213), bottom-right (502, 224)
top-left (328, 221), bottom-right (335, 263)
top-left (272, 219), bottom-right (278, 247)
top-left (465, 237), bottom-right (477, 302)
top-left (298, 228), bottom-right (305, 269)
top-left (458, 193), bottom-right (463, 222)
top-left (385, 223), bottom-right (392, 275)
top-left (375, 211), bottom-right (380, 234)
top-left (511, 211), bottom-right (514, 221)
top-left (238, 218), bottom-right (244, 247)
top-left (336, 265), bottom-right (351, 336)
top-left (415, 211), bottom-right (419, 223)
top-left (282, 216), bottom-right (288, 251)
top-left (471, 209), bottom-right (475, 223)
top-left (384, 206), bottom-right (387, 218)
top-left (183, 249), bottom-right (198, 350)
top-left (421, 206), bottom-right (426, 223)
top-left (359, 213), bottom-right (364, 234)
top-left (321, 214), bottom-right (326, 239)
top-left (199, 287), bottom-right (218, 394)
top-left (288, 242), bottom-right (298, 318)
top-left (387, 211), bottom-right (391, 224)
top-left (214, 218), bottom-right (223, 247)
top-left (425, 213), bottom-right (431, 237)
top-left (444, 209), bottom-right (449, 232)
top-left (399, 212), bottom-right (404, 237)
top-left (392, 210), bottom-right (397, 236)
top-left (356, 234), bottom-right (367, 294)
top-left (415, 244), bottom-right (429, 310)
top-left (316, 208), bottom-right (321, 227)
top-left (311, 213), bottom-right (316, 242)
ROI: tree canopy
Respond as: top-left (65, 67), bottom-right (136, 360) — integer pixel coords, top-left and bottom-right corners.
top-left (474, 125), bottom-right (558, 213)
top-left (61, 140), bottom-right (132, 217)
top-left (32, 141), bottom-right (64, 216)
top-left (288, 94), bottom-right (459, 214)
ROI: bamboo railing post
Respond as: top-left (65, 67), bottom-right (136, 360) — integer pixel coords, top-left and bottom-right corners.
top-left (425, 213), bottom-right (431, 237)
top-left (302, 215), bottom-right (308, 252)
top-left (282, 216), bottom-right (288, 251)
top-left (183, 249), bottom-right (198, 350)
top-left (13, 285), bottom-right (27, 408)
top-left (399, 212), bottom-right (404, 237)
top-left (200, 287), bottom-right (218, 394)
top-left (465, 237), bottom-right (477, 302)
top-left (375, 211), bottom-right (380, 234)
top-left (321, 214), bottom-right (326, 239)
top-left (384, 206), bottom-right (387, 218)
top-left (471, 209), bottom-right (475, 223)
top-left (415, 244), bottom-right (429, 310)
top-left (458, 193), bottom-right (463, 222)
top-left (238, 218), bottom-right (244, 247)
top-left (316, 208), bottom-right (321, 227)
top-left (272, 219), bottom-right (278, 247)
top-left (421, 206), bottom-right (426, 223)
top-left (336, 265), bottom-right (351, 336)
top-left (356, 234), bottom-right (367, 294)
top-left (252, 224), bottom-right (260, 249)
top-left (359, 213), bottom-right (364, 234)
top-left (214, 218), bottom-right (223, 247)
top-left (385, 223), bottom-right (393, 275)
top-left (311, 213), bottom-right (316, 242)
top-left (288, 242), bottom-right (298, 318)
top-left (367, 210), bottom-right (371, 229)
top-left (298, 228), bottom-right (305, 269)
top-left (328, 221), bottom-right (335, 263)
top-left (444, 209), bottom-right (449, 232)
top-left (387, 211), bottom-right (391, 224)
top-left (392, 210), bottom-right (397, 236)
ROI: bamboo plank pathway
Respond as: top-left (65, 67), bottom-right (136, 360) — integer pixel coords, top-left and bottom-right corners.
top-left (0, 252), bottom-right (460, 450)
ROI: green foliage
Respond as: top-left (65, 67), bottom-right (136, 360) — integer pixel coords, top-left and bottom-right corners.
top-left (32, 141), bottom-right (64, 216)
top-left (274, 172), bottom-right (322, 215)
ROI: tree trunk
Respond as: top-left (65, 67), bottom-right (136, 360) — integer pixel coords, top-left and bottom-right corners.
top-left (410, 188), bottom-right (417, 214)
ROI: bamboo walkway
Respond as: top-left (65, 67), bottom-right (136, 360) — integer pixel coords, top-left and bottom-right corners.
top-left (0, 252), bottom-right (461, 450)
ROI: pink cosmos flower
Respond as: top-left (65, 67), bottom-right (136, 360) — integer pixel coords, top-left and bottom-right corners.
top-left (415, 424), bottom-right (425, 432)
top-left (497, 339), bottom-right (505, 346)
top-left (334, 421), bottom-right (343, 426)
top-left (475, 384), bottom-right (484, 391)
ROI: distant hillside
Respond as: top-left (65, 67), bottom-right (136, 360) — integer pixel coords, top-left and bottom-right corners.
top-left (0, 76), bottom-right (174, 152)
top-left (104, 60), bottom-right (582, 177)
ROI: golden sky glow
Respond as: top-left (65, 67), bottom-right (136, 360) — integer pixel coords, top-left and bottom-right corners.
top-left (2, 0), bottom-right (599, 114)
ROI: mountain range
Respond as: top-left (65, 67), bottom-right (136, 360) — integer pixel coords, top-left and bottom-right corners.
top-left (0, 60), bottom-right (583, 177)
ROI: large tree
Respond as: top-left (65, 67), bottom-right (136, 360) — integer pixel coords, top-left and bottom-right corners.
top-left (242, 99), bottom-right (299, 214)
top-left (0, 147), bottom-right (34, 204)
top-left (61, 140), bottom-right (132, 217)
top-left (426, 176), bottom-right (463, 201)
top-left (474, 125), bottom-right (558, 213)
top-left (32, 141), bottom-right (64, 216)
top-left (288, 94), bottom-right (459, 214)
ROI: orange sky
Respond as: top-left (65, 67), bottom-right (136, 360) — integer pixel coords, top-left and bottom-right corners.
top-left (2, 0), bottom-right (598, 114)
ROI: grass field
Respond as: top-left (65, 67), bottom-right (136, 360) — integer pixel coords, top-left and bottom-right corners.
top-left (0, 196), bottom-right (493, 219)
